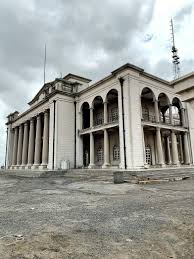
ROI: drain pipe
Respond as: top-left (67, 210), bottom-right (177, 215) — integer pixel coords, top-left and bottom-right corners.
top-left (119, 77), bottom-right (127, 169)
top-left (52, 100), bottom-right (56, 170)
top-left (74, 101), bottom-right (77, 168)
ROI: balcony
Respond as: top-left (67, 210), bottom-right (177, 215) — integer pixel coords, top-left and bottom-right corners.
top-left (80, 109), bottom-right (119, 134)
top-left (142, 113), bottom-right (182, 127)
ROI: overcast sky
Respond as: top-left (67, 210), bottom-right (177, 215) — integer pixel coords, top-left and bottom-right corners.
top-left (0, 0), bottom-right (194, 165)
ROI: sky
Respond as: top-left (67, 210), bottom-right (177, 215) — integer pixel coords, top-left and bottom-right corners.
top-left (0, 0), bottom-right (194, 165)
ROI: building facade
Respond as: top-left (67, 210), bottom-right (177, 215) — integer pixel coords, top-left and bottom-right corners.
top-left (5, 63), bottom-right (194, 170)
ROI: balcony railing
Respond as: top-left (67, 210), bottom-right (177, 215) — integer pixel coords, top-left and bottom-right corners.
top-left (142, 114), bottom-right (156, 123)
top-left (142, 113), bottom-right (182, 127)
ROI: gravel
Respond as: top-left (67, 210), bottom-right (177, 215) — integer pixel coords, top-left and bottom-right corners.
top-left (0, 174), bottom-right (193, 258)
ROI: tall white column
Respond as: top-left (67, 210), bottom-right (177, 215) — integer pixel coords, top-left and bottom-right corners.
top-left (41, 110), bottom-right (49, 166)
top-left (154, 99), bottom-right (160, 123)
top-left (79, 111), bottom-right (83, 129)
top-left (33, 115), bottom-right (42, 166)
top-left (181, 108), bottom-right (186, 127)
top-left (22, 122), bottom-right (29, 166)
top-left (102, 129), bottom-right (110, 168)
top-left (90, 107), bottom-right (93, 127)
top-left (12, 127), bottom-right (19, 166)
top-left (27, 118), bottom-right (35, 167)
top-left (169, 104), bottom-right (173, 124)
top-left (104, 101), bottom-right (108, 124)
top-left (166, 136), bottom-right (172, 164)
top-left (179, 135), bottom-right (184, 164)
top-left (183, 132), bottom-right (190, 165)
top-left (156, 127), bottom-right (164, 165)
top-left (17, 124), bottom-right (23, 166)
top-left (171, 130), bottom-right (179, 165)
top-left (88, 133), bottom-right (95, 168)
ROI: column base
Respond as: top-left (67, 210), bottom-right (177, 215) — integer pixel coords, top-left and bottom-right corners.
top-left (88, 163), bottom-right (95, 169)
top-left (102, 163), bottom-right (110, 169)
top-left (39, 164), bottom-right (48, 170)
top-left (31, 164), bottom-right (40, 170)
top-left (158, 163), bottom-right (166, 168)
top-left (25, 164), bottom-right (33, 169)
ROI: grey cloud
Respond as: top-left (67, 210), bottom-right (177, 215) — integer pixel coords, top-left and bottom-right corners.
top-left (175, 4), bottom-right (193, 22)
top-left (0, 0), bottom-right (157, 164)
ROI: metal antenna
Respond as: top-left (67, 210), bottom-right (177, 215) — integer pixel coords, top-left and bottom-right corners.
top-left (44, 44), bottom-right (47, 85)
top-left (170, 19), bottom-right (180, 79)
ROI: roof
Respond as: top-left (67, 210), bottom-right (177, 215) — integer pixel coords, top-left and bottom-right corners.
top-left (63, 73), bottom-right (92, 83)
top-left (170, 71), bottom-right (194, 85)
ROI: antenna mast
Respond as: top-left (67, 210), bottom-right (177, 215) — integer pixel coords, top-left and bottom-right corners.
top-left (170, 19), bottom-right (180, 79)
top-left (44, 44), bottom-right (47, 85)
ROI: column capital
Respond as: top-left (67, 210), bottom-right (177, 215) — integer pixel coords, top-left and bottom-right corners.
top-left (44, 109), bottom-right (49, 115)
top-left (24, 121), bottom-right (28, 127)
top-left (90, 107), bottom-right (94, 110)
top-left (156, 127), bottom-right (160, 131)
top-left (103, 101), bottom-right (108, 104)
top-left (19, 124), bottom-right (23, 129)
top-left (36, 114), bottom-right (41, 120)
top-left (30, 117), bottom-right (35, 124)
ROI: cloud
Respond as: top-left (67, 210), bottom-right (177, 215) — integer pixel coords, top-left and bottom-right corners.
top-left (175, 4), bottom-right (193, 22)
top-left (0, 0), bottom-right (194, 165)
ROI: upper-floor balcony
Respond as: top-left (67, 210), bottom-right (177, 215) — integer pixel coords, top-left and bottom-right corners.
top-left (142, 112), bottom-right (187, 128)
top-left (80, 108), bottom-right (119, 134)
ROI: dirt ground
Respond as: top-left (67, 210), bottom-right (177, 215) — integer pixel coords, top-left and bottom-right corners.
top-left (0, 173), bottom-right (193, 259)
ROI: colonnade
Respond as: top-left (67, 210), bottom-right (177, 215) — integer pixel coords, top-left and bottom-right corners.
top-left (88, 128), bottom-right (110, 168)
top-left (11, 110), bottom-right (49, 169)
top-left (155, 127), bottom-right (190, 166)
top-left (153, 98), bottom-right (186, 127)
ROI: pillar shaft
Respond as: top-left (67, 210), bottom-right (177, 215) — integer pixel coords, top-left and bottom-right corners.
top-left (102, 129), bottom-right (110, 168)
top-left (90, 108), bottom-right (93, 127)
top-left (171, 130), bottom-right (179, 165)
top-left (17, 125), bottom-right (23, 165)
top-left (27, 119), bottom-right (35, 165)
top-left (169, 104), bottom-right (173, 124)
top-left (104, 102), bottom-right (108, 124)
top-left (166, 136), bottom-right (172, 164)
top-left (22, 122), bottom-right (29, 165)
top-left (183, 132), bottom-right (190, 164)
top-left (156, 127), bottom-right (164, 165)
top-left (12, 127), bottom-right (19, 165)
top-left (88, 133), bottom-right (95, 168)
top-left (179, 135), bottom-right (184, 164)
top-left (154, 100), bottom-right (160, 123)
top-left (42, 111), bottom-right (49, 165)
top-left (181, 108), bottom-right (186, 127)
top-left (34, 115), bottom-right (42, 165)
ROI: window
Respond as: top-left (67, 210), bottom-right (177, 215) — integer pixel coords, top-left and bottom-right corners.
top-left (95, 112), bottom-right (103, 126)
top-left (97, 146), bottom-right (103, 162)
top-left (113, 145), bottom-right (120, 161)
top-left (110, 107), bottom-right (118, 122)
top-left (142, 104), bottom-right (149, 121)
top-left (145, 145), bottom-right (151, 165)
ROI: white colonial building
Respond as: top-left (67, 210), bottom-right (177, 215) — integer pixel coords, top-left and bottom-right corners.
top-left (5, 63), bottom-right (194, 170)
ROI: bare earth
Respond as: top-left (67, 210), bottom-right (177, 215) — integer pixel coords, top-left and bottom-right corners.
top-left (0, 173), bottom-right (193, 259)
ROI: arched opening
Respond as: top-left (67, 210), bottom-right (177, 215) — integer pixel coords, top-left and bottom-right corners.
top-left (113, 145), bottom-right (120, 161)
top-left (106, 89), bottom-right (119, 123)
top-left (93, 96), bottom-right (104, 126)
top-left (81, 102), bottom-right (90, 129)
top-left (172, 97), bottom-right (182, 126)
top-left (141, 88), bottom-right (155, 122)
top-left (96, 146), bottom-right (104, 162)
top-left (158, 93), bottom-right (170, 123)
top-left (145, 145), bottom-right (152, 165)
